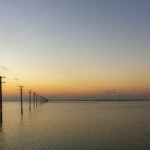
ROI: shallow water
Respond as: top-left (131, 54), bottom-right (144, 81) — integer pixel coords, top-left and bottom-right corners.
top-left (0, 101), bottom-right (149, 150)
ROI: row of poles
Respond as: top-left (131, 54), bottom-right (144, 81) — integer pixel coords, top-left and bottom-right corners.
top-left (19, 86), bottom-right (48, 115)
top-left (0, 76), bottom-right (49, 124)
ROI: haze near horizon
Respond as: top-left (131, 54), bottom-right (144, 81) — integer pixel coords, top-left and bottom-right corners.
top-left (0, 0), bottom-right (150, 100)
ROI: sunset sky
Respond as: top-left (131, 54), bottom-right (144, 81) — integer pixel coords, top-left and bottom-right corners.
top-left (0, 0), bottom-right (150, 100)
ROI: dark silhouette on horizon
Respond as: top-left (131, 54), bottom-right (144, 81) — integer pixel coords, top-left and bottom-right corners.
top-left (0, 76), bottom-right (5, 124)
top-left (19, 86), bottom-right (24, 115)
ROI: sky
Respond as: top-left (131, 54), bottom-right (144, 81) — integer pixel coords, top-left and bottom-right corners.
top-left (0, 0), bottom-right (150, 100)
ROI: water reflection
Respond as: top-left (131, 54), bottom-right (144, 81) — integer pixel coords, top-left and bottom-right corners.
top-left (20, 100), bottom-right (23, 115)
top-left (29, 91), bottom-right (32, 112)
top-left (0, 106), bottom-right (2, 125)
top-left (0, 125), bottom-right (2, 133)
top-left (33, 93), bottom-right (35, 109)
top-left (36, 94), bottom-right (37, 107)
top-left (0, 101), bottom-right (149, 150)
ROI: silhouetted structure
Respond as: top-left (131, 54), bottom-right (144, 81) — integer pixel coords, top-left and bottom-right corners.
top-left (19, 86), bottom-right (24, 115)
top-left (0, 76), bottom-right (5, 124)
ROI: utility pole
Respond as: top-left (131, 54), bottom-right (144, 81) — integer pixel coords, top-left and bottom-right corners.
top-left (19, 86), bottom-right (24, 115)
top-left (0, 76), bottom-right (5, 124)
top-left (29, 90), bottom-right (32, 111)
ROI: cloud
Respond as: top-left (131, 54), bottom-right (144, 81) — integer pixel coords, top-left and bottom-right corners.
top-left (0, 65), bottom-right (8, 71)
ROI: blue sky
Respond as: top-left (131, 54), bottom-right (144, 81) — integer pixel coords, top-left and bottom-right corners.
top-left (0, 0), bottom-right (150, 100)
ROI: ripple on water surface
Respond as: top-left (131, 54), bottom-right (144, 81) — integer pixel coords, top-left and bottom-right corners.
top-left (0, 101), bottom-right (149, 150)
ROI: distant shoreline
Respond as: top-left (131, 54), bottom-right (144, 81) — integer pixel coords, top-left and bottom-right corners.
top-left (2, 99), bottom-right (150, 102)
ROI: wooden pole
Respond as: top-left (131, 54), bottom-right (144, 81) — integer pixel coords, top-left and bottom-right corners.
top-left (0, 77), bottom-right (2, 124)
top-left (19, 86), bottom-right (24, 115)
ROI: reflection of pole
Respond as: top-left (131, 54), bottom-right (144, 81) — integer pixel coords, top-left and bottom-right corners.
top-left (29, 90), bottom-right (32, 111)
top-left (36, 94), bottom-right (37, 107)
top-left (0, 76), bottom-right (5, 124)
top-left (19, 86), bottom-right (24, 115)
top-left (33, 92), bottom-right (35, 109)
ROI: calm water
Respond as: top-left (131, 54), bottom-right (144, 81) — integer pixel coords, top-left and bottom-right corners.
top-left (0, 101), bottom-right (149, 150)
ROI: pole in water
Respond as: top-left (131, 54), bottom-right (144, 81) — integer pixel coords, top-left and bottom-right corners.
top-left (19, 86), bottom-right (24, 115)
top-left (0, 76), bottom-right (5, 124)
top-left (29, 90), bottom-right (32, 111)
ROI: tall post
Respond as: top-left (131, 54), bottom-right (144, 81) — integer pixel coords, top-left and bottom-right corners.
top-left (0, 76), bottom-right (5, 124)
top-left (19, 86), bottom-right (24, 115)
top-left (0, 77), bottom-right (2, 124)
top-left (29, 90), bottom-right (32, 111)
top-left (0, 77), bottom-right (3, 124)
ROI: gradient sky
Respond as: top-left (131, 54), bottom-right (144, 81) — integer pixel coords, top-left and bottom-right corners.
top-left (0, 0), bottom-right (150, 100)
